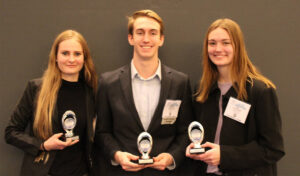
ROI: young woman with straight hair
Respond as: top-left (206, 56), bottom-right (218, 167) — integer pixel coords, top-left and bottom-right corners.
top-left (186, 18), bottom-right (284, 176)
top-left (5, 29), bottom-right (97, 176)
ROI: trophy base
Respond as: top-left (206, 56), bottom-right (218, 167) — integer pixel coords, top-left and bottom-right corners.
top-left (138, 158), bottom-right (154, 165)
top-left (190, 147), bottom-right (205, 154)
top-left (61, 135), bottom-right (79, 142)
top-left (68, 135), bottom-right (79, 141)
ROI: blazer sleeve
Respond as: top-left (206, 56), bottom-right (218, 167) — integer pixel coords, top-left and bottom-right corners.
top-left (94, 75), bottom-right (122, 160)
top-left (5, 80), bottom-right (43, 156)
top-left (166, 77), bottom-right (194, 166)
top-left (219, 86), bottom-right (285, 171)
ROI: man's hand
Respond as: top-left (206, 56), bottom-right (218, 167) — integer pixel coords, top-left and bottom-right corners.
top-left (114, 151), bottom-right (145, 171)
top-left (146, 153), bottom-right (174, 170)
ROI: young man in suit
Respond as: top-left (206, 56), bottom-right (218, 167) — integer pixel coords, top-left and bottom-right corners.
top-left (93, 9), bottom-right (194, 176)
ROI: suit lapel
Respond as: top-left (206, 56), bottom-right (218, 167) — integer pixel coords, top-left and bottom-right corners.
top-left (119, 65), bottom-right (145, 131)
top-left (148, 65), bottom-right (172, 132)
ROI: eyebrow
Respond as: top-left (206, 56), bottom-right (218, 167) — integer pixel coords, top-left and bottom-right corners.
top-left (59, 50), bottom-right (83, 52)
top-left (208, 39), bottom-right (231, 41)
top-left (135, 28), bottom-right (159, 31)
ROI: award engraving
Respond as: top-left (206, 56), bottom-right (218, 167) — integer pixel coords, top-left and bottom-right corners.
top-left (137, 132), bottom-right (154, 164)
top-left (188, 121), bottom-right (205, 154)
top-left (62, 110), bottom-right (79, 141)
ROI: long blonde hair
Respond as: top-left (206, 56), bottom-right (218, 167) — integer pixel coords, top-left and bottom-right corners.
top-left (33, 30), bottom-right (97, 140)
top-left (196, 18), bottom-right (275, 102)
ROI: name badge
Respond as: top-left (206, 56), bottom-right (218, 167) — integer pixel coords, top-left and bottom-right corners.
top-left (161, 100), bottom-right (182, 125)
top-left (224, 97), bottom-right (251, 124)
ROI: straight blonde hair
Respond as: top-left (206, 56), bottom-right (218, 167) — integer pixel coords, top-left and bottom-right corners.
top-left (33, 30), bottom-right (97, 140)
top-left (196, 18), bottom-right (275, 102)
top-left (127, 9), bottom-right (164, 36)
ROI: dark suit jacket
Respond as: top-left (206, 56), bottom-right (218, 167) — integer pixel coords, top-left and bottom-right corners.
top-left (5, 78), bottom-right (95, 176)
top-left (193, 79), bottom-right (285, 176)
top-left (93, 64), bottom-right (194, 176)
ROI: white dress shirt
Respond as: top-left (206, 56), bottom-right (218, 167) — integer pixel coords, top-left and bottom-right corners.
top-left (131, 60), bottom-right (161, 130)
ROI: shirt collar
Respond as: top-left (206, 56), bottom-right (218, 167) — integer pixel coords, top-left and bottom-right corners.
top-left (131, 59), bottom-right (162, 81)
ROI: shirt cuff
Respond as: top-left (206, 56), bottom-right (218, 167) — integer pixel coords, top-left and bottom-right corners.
top-left (166, 154), bottom-right (176, 170)
top-left (111, 159), bottom-right (119, 166)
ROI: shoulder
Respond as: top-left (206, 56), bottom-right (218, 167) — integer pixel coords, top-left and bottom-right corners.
top-left (99, 65), bottom-right (129, 84)
top-left (248, 79), bottom-right (274, 91)
top-left (26, 78), bottom-right (42, 91)
top-left (17, 78), bottom-right (42, 102)
top-left (247, 78), bottom-right (277, 101)
top-left (162, 64), bottom-right (189, 80)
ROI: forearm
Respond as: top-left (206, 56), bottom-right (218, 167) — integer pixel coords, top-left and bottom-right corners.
top-left (5, 127), bottom-right (43, 156)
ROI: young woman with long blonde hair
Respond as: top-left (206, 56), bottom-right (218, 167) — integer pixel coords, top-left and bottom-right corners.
top-left (5, 29), bottom-right (97, 176)
top-left (186, 19), bottom-right (284, 175)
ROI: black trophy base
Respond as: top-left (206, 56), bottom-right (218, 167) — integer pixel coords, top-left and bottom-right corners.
top-left (190, 147), bottom-right (205, 154)
top-left (60, 134), bottom-right (79, 142)
top-left (138, 158), bottom-right (154, 165)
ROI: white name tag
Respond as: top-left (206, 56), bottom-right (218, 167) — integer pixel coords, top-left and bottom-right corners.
top-left (161, 100), bottom-right (182, 125)
top-left (223, 97), bottom-right (251, 124)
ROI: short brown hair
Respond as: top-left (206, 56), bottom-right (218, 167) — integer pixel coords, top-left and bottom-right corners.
top-left (127, 9), bottom-right (164, 36)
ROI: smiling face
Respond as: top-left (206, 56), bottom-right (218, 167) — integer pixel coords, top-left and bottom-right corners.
top-left (56, 38), bottom-right (84, 82)
top-left (207, 27), bottom-right (234, 70)
top-left (128, 17), bottom-right (164, 61)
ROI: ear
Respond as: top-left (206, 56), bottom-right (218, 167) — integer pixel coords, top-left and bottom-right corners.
top-left (128, 34), bottom-right (134, 46)
top-left (159, 34), bottom-right (165, 47)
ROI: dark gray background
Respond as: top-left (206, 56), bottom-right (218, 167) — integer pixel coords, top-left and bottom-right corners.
top-left (1, 0), bottom-right (299, 175)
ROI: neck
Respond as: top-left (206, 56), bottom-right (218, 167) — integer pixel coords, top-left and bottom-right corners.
top-left (133, 58), bottom-right (159, 79)
top-left (61, 74), bottom-right (79, 82)
top-left (217, 66), bottom-right (232, 83)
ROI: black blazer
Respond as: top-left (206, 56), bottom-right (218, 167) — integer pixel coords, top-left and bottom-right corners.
top-left (93, 64), bottom-right (194, 176)
top-left (193, 79), bottom-right (285, 176)
top-left (5, 78), bottom-right (95, 176)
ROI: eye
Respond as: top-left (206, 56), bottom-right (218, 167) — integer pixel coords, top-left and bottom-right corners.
top-left (208, 41), bottom-right (216, 46)
top-left (62, 51), bottom-right (69, 56)
top-left (151, 31), bottom-right (158, 35)
top-left (136, 30), bottom-right (144, 35)
top-left (74, 52), bottom-right (82, 56)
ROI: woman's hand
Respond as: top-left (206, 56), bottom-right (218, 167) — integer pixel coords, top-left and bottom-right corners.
top-left (186, 143), bottom-right (203, 160)
top-left (42, 133), bottom-right (79, 151)
top-left (186, 142), bottom-right (221, 166)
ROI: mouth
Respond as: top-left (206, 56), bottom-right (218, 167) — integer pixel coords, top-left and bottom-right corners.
top-left (141, 45), bottom-right (152, 49)
top-left (67, 65), bottom-right (77, 67)
top-left (213, 54), bottom-right (227, 58)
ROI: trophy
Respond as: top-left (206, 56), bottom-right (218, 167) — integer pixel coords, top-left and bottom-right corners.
top-left (61, 110), bottom-right (79, 141)
top-left (137, 132), bottom-right (154, 164)
top-left (188, 121), bottom-right (205, 154)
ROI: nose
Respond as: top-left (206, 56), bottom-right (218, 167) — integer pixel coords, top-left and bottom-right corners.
top-left (215, 43), bottom-right (222, 52)
top-left (69, 54), bottom-right (75, 62)
top-left (143, 33), bottom-right (150, 43)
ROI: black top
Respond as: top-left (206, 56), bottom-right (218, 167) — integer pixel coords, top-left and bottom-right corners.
top-left (5, 78), bottom-right (95, 176)
top-left (193, 79), bottom-right (284, 175)
top-left (49, 79), bottom-right (88, 176)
